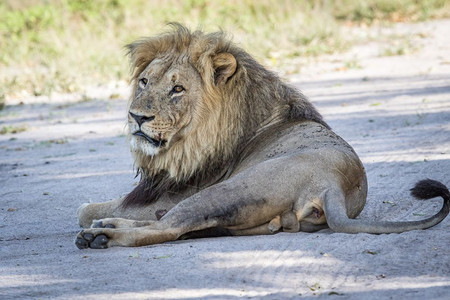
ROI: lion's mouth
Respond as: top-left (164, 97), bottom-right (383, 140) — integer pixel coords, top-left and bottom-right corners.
top-left (133, 131), bottom-right (167, 148)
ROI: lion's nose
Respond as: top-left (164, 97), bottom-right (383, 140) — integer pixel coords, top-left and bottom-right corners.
top-left (129, 112), bottom-right (155, 127)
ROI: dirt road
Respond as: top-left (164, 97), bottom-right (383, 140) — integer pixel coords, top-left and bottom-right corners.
top-left (1, 20), bottom-right (449, 299)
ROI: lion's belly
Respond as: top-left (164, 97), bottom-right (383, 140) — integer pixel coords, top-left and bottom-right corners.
top-left (233, 120), bottom-right (368, 221)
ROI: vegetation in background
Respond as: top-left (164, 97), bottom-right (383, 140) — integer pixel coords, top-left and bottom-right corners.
top-left (1, 0), bottom-right (449, 101)
top-left (0, 125), bottom-right (28, 135)
top-left (0, 92), bottom-right (5, 110)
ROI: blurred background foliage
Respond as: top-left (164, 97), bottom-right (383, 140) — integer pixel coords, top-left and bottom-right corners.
top-left (1, 0), bottom-right (449, 103)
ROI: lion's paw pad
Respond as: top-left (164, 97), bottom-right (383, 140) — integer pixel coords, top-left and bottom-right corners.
top-left (83, 233), bottom-right (95, 242)
top-left (75, 232), bottom-right (109, 249)
top-left (75, 237), bottom-right (89, 249)
top-left (92, 220), bottom-right (116, 229)
top-left (90, 235), bottom-right (109, 249)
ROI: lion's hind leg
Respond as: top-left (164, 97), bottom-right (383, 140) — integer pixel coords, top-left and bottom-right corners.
top-left (234, 212), bottom-right (328, 236)
top-left (233, 211), bottom-right (301, 236)
top-left (268, 216), bottom-right (282, 233)
top-left (299, 221), bottom-right (329, 232)
top-left (267, 211), bottom-right (300, 233)
top-left (231, 223), bottom-right (275, 236)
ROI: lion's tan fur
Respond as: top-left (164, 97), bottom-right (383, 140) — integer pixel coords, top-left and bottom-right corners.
top-left (126, 24), bottom-right (326, 184)
top-left (76, 25), bottom-right (448, 249)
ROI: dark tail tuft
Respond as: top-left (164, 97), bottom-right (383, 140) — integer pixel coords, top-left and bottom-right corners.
top-left (410, 179), bottom-right (449, 200)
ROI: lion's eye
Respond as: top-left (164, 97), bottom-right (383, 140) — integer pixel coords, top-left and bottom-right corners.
top-left (172, 85), bottom-right (185, 93)
top-left (139, 78), bottom-right (148, 89)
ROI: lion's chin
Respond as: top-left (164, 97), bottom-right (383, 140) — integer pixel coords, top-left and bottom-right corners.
top-left (130, 136), bottom-right (162, 157)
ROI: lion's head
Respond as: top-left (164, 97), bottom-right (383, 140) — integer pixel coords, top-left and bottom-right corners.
top-left (124, 24), bottom-right (327, 202)
top-left (127, 55), bottom-right (205, 157)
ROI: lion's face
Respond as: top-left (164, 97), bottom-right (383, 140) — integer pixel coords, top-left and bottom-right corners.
top-left (128, 56), bottom-right (203, 156)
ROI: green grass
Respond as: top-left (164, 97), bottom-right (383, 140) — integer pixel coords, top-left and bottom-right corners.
top-left (0, 92), bottom-right (4, 110)
top-left (333, 0), bottom-right (450, 23)
top-left (1, 0), bottom-right (449, 102)
top-left (0, 125), bottom-right (28, 134)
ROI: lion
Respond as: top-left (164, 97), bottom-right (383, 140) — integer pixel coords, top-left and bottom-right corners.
top-left (75, 24), bottom-right (449, 249)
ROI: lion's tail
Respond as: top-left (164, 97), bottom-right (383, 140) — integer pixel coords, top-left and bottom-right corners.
top-left (324, 179), bottom-right (449, 234)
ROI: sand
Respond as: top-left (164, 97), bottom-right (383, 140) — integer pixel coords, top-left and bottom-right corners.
top-left (1, 20), bottom-right (449, 299)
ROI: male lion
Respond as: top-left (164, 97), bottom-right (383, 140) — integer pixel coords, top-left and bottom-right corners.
top-left (76, 24), bottom-right (449, 249)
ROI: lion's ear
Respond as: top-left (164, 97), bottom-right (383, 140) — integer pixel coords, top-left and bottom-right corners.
top-left (212, 53), bottom-right (237, 85)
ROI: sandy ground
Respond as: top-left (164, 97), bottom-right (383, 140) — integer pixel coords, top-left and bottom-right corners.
top-left (1, 20), bottom-right (449, 299)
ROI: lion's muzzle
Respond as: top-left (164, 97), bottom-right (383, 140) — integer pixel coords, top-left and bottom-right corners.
top-left (133, 130), bottom-right (167, 148)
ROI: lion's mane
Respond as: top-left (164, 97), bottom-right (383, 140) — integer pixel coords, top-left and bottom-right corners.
top-left (123, 24), bottom-right (328, 206)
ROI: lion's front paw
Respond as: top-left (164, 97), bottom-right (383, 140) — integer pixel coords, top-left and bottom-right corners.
top-left (91, 219), bottom-right (116, 229)
top-left (77, 203), bottom-right (95, 228)
top-left (75, 230), bottom-right (110, 249)
top-left (90, 218), bottom-right (137, 229)
top-left (90, 217), bottom-right (158, 229)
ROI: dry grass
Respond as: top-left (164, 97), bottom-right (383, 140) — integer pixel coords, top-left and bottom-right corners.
top-left (1, 0), bottom-right (449, 102)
